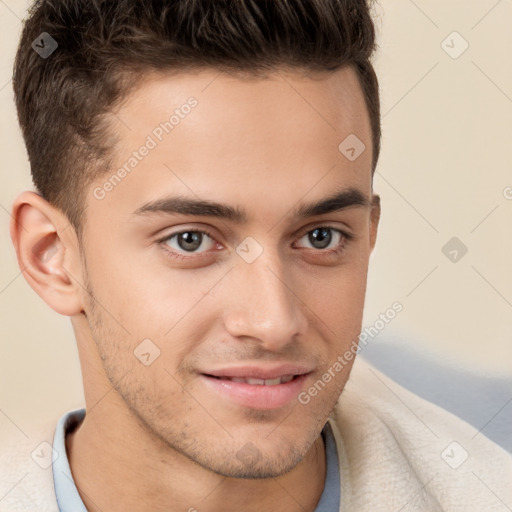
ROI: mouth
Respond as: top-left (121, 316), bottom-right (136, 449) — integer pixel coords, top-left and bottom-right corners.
top-left (199, 372), bottom-right (312, 410)
top-left (203, 374), bottom-right (297, 386)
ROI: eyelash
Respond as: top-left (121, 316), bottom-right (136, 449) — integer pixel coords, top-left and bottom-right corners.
top-left (157, 225), bottom-right (354, 262)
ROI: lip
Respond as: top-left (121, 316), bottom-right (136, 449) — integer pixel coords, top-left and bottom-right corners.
top-left (199, 371), bottom-right (312, 410)
top-left (201, 363), bottom-right (314, 380)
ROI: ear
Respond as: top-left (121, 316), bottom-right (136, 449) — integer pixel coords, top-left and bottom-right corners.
top-left (10, 191), bottom-right (84, 316)
top-left (369, 193), bottom-right (380, 252)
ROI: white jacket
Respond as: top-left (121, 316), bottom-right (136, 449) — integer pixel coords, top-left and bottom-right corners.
top-left (1, 357), bottom-right (510, 511)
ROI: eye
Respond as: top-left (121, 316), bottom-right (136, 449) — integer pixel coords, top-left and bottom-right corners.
top-left (160, 229), bottom-right (218, 259)
top-left (295, 226), bottom-right (352, 254)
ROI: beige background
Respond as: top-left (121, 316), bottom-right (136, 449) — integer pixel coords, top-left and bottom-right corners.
top-left (1, 0), bottom-right (511, 429)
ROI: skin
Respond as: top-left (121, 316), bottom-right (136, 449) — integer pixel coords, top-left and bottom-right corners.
top-left (11, 66), bottom-right (380, 512)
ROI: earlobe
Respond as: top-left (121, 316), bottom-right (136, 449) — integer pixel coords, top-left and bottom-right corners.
top-left (10, 191), bottom-right (84, 316)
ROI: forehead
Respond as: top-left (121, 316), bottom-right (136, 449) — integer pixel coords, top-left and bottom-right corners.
top-left (86, 66), bottom-right (372, 227)
top-left (113, 65), bottom-right (371, 146)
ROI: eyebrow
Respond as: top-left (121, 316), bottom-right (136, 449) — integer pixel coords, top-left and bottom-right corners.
top-left (133, 186), bottom-right (371, 223)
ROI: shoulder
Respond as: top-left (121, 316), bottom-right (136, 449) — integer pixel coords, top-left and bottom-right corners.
top-left (0, 414), bottom-right (62, 512)
top-left (328, 357), bottom-right (512, 512)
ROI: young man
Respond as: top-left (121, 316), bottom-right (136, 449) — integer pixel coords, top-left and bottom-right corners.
top-left (2, 1), bottom-right (510, 511)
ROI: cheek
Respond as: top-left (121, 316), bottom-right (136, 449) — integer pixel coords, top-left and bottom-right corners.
top-left (301, 260), bottom-right (369, 336)
top-left (84, 240), bottom-right (208, 334)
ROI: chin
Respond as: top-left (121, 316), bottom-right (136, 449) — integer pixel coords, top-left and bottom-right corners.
top-left (209, 452), bottom-right (304, 480)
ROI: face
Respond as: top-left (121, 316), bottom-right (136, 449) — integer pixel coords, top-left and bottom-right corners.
top-left (77, 66), bottom-right (379, 478)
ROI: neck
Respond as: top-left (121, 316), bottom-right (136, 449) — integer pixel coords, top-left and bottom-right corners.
top-left (66, 401), bottom-right (327, 512)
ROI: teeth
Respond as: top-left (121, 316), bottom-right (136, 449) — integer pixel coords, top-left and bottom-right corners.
top-left (263, 377), bottom-right (283, 386)
top-left (225, 375), bottom-right (295, 385)
top-left (247, 378), bottom-right (266, 385)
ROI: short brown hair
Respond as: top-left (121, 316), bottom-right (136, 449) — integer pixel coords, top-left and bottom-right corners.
top-left (13, 0), bottom-right (380, 234)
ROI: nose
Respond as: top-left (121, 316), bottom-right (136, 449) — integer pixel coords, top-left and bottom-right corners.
top-left (222, 249), bottom-right (308, 351)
